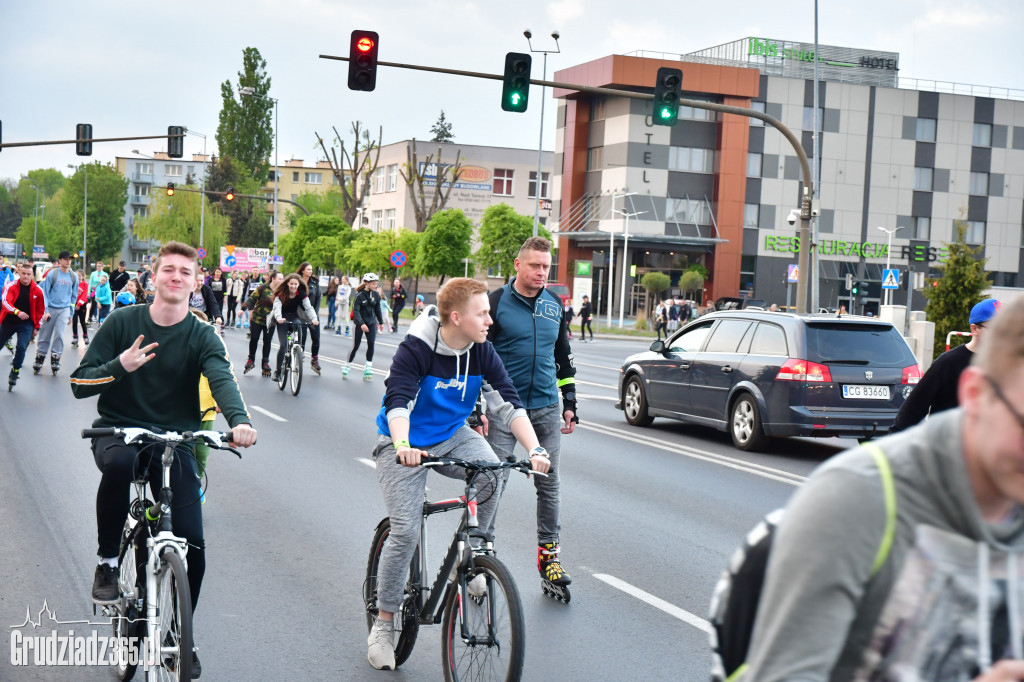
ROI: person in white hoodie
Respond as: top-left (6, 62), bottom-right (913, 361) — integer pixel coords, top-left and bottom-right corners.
top-left (738, 294), bottom-right (1024, 681)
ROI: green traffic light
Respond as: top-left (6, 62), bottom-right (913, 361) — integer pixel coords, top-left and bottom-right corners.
top-left (659, 107), bottom-right (674, 119)
top-left (510, 93), bottom-right (522, 106)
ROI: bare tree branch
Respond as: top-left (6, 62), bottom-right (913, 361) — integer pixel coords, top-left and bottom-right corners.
top-left (398, 139), bottom-right (464, 232)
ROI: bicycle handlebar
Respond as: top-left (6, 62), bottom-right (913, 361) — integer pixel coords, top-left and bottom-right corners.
top-left (81, 427), bottom-right (246, 458)
top-left (394, 454), bottom-right (548, 477)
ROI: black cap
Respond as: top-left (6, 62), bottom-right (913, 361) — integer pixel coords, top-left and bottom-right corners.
top-left (119, 261), bottom-right (126, 266)
top-left (58, 250), bottom-right (73, 260)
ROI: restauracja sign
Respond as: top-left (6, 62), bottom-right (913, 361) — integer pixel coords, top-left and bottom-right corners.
top-left (765, 234), bottom-right (948, 263)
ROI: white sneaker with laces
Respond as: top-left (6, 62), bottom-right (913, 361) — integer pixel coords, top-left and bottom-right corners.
top-left (367, 618), bottom-right (395, 670)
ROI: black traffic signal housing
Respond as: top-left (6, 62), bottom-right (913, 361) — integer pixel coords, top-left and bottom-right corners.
top-left (168, 126), bottom-right (185, 158)
top-left (348, 30), bottom-right (379, 91)
top-left (652, 68), bottom-right (682, 126)
top-left (850, 281), bottom-right (859, 295)
top-left (76, 123), bottom-right (93, 156)
top-left (166, 182), bottom-right (175, 197)
top-left (501, 52), bottom-right (532, 113)
top-left (225, 187), bottom-right (235, 201)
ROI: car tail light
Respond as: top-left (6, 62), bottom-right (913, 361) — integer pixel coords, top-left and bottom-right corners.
top-left (901, 364), bottom-right (922, 385)
top-left (776, 358), bottom-right (832, 382)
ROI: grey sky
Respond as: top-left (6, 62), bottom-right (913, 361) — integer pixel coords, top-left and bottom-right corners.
top-left (3, 0), bottom-right (1021, 183)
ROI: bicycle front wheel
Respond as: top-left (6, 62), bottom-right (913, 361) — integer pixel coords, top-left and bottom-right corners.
top-left (277, 354), bottom-right (288, 391)
top-left (289, 343), bottom-right (303, 395)
top-left (442, 555), bottom-right (525, 682)
top-left (364, 518), bottom-right (419, 668)
top-left (154, 551), bottom-right (193, 681)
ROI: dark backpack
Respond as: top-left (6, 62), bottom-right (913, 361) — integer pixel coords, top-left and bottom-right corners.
top-left (708, 443), bottom-right (896, 682)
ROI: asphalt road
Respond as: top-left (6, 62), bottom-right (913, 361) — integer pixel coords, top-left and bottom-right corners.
top-left (0, 320), bottom-right (855, 680)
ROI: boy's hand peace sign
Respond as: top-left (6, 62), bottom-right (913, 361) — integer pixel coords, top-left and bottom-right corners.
top-left (119, 335), bottom-right (158, 372)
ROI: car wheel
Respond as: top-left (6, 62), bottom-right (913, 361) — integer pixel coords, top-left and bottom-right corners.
top-left (623, 375), bottom-right (654, 427)
top-left (730, 394), bottom-right (768, 452)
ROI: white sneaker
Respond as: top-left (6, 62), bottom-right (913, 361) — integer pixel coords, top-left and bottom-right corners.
top-left (467, 573), bottom-right (487, 598)
top-left (367, 618), bottom-right (395, 670)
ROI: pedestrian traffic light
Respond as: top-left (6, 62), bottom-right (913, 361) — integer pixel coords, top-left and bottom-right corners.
top-left (851, 281), bottom-right (859, 295)
top-left (225, 187), bottom-right (235, 201)
top-left (75, 123), bottom-right (93, 156)
top-left (168, 126), bottom-right (185, 159)
top-left (652, 68), bottom-right (682, 126)
top-left (348, 30), bottom-right (379, 91)
top-left (166, 182), bottom-right (175, 197)
top-left (501, 52), bottom-right (532, 113)
top-left (845, 273), bottom-right (854, 291)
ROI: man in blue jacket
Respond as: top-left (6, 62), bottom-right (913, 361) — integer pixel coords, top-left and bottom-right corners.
top-left (485, 236), bottom-right (578, 599)
top-left (366, 277), bottom-right (551, 671)
top-left (33, 250), bottom-right (79, 375)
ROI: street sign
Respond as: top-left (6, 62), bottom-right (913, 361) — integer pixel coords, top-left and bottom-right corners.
top-left (882, 268), bottom-right (900, 289)
top-left (787, 264), bottom-right (799, 283)
top-left (196, 247), bottom-right (207, 259)
top-left (33, 245), bottom-right (44, 253)
top-left (225, 255), bottom-right (237, 267)
top-left (269, 256), bottom-right (284, 266)
top-left (575, 261), bottom-right (592, 276)
top-left (390, 250), bottom-right (407, 268)
top-left (225, 244), bottom-right (236, 255)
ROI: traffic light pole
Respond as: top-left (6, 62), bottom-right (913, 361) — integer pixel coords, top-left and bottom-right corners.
top-left (0, 132), bottom-right (182, 150)
top-left (166, 186), bottom-right (311, 216)
top-left (320, 54), bottom-right (816, 312)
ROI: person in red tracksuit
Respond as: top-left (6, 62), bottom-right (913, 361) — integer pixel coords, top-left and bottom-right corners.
top-left (1, 262), bottom-right (46, 388)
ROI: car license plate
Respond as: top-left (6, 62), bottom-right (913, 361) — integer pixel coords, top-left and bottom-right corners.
top-left (843, 384), bottom-right (890, 400)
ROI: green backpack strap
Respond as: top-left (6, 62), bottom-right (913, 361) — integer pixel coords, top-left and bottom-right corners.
top-left (863, 442), bottom-right (897, 576)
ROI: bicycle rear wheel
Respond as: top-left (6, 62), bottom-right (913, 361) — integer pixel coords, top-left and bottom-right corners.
top-left (154, 551), bottom-right (193, 681)
top-left (364, 518), bottom-right (419, 667)
top-left (289, 343), bottom-right (303, 395)
top-left (442, 555), bottom-right (525, 682)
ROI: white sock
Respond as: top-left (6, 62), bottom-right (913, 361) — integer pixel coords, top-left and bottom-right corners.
top-left (99, 557), bottom-right (118, 569)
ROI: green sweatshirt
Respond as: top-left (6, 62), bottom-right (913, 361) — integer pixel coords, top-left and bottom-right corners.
top-left (70, 304), bottom-right (250, 432)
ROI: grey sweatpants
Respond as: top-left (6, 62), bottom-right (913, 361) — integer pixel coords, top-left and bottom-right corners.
top-left (36, 307), bottom-right (71, 357)
top-left (372, 426), bottom-right (501, 614)
top-left (486, 403), bottom-right (563, 544)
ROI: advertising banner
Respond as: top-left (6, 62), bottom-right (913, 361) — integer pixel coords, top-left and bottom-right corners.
top-left (220, 247), bottom-right (270, 272)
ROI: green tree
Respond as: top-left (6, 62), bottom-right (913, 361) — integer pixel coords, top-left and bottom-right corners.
top-left (15, 169), bottom-right (66, 218)
top-left (641, 271), bottom-right (671, 308)
top-left (284, 187), bottom-right (348, 226)
top-left (62, 163), bottom-right (128, 264)
top-left (133, 187), bottom-right (229, 269)
top-left (679, 270), bottom-right (705, 298)
top-left (923, 219), bottom-right (991, 359)
top-left (203, 156), bottom-right (272, 248)
top-left (0, 184), bottom-right (24, 239)
top-left (416, 209), bottom-right (473, 284)
top-left (279, 213), bottom-right (353, 273)
top-left (316, 121), bottom-right (383, 227)
top-left (344, 228), bottom-right (420, 278)
top-left (429, 110), bottom-right (454, 143)
top-left (475, 203), bottom-right (550, 282)
top-left (215, 47), bottom-right (274, 184)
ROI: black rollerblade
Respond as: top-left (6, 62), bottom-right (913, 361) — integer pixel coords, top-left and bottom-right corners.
top-left (50, 353), bottom-right (60, 375)
top-left (538, 543), bottom-right (572, 603)
top-left (32, 354), bottom-right (44, 375)
top-left (261, 361), bottom-right (271, 377)
top-left (244, 357), bottom-right (255, 374)
top-left (8, 368), bottom-right (18, 391)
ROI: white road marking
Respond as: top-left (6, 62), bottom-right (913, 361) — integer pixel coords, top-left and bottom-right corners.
top-left (250, 405), bottom-right (287, 422)
top-left (593, 573), bottom-right (713, 634)
top-left (573, 360), bottom-right (622, 371)
top-left (575, 379), bottom-right (618, 390)
top-left (357, 457), bottom-right (377, 469)
top-left (578, 421), bottom-right (806, 486)
top-left (578, 393), bottom-right (618, 401)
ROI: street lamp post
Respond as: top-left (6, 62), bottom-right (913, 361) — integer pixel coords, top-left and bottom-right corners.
top-left (607, 192), bottom-right (636, 327)
top-left (524, 29), bottom-right (560, 238)
top-left (239, 86), bottom-right (279, 255)
top-left (877, 225), bottom-right (904, 306)
top-left (614, 207), bottom-right (646, 329)
top-left (30, 184), bottom-right (41, 251)
top-left (67, 165), bottom-right (88, 267)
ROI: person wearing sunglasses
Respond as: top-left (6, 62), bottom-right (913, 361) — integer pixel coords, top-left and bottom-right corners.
top-left (891, 298), bottom-right (1000, 433)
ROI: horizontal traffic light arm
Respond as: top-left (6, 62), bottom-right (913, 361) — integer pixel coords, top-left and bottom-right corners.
top-left (166, 185), bottom-right (311, 215)
top-left (0, 132), bottom-right (181, 150)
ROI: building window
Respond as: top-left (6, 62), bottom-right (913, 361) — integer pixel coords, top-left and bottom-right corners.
top-left (802, 106), bottom-right (824, 132)
top-left (331, 174), bottom-right (340, 185)
top-left (165, 164), bottom-right (182, 177)
top-left (749, 101), bottom-right (765, 127)
top-left (385, 209), bottom-right (396, 230)
top-left (371, 210), bottom-right (383, 231)
top-left (969, 172), bottom-right (988, 195)
top-left (586, 147), bottom-right (603, 171)
top-left (304, 172), bottom-right (322, 184)
top-left (137, 162), bottom-right (153, 175)
top-left (371, 167), bottom-right (386, 194)
top-left (589, 97), bottom-right (606, 122)
top-left (292, 171), bottom-right (300, 182)
top-left (668, 146), bottom-right (715, 173)
top-left (746, 152), bottom-right (763, 177)
top-left (972, 123), bottom-right (992, 147)
top-left (135, 184), bottom-right (149, 196)
top-left (528, 171), bottom-right (549, 199)
top-left (964, 220), bottom-right (985, 244)
top-left (913, 167), bottom-right (933, 191)
top-left (743, 203), bottom-right (759, 228)
top-left (678, 105), bottom-right (715, 121)
top-left (493, 169), bottom-right (514, 196)
top-left (386, 164), bottom-right (398, 192)
top-left (915, 118), bottom-right (937, 142)
top-left (133, 206), bottom-right (149, 217)
top-left (666, 198), bottom-right (712, 225)
top-left (187, 165), bottom-right (195, 177)
top-left (914, 216), bottom-right (931, 240)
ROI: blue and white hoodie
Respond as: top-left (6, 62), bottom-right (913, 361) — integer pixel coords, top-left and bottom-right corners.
top-left (376, 305), bottom-right (527, 448)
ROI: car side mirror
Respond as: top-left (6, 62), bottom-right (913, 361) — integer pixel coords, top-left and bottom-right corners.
top-left (650, 340), bottom-right (666, 353)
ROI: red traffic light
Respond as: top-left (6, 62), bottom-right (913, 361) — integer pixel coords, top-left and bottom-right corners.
top-left (166, 182), bottom-right (175, 196)
top-left (931, 280), bottom-right (939, 287)
top-left (356, 36), bottom-right (374, 52)
top-left (225, 187), bottom-right (235, 201)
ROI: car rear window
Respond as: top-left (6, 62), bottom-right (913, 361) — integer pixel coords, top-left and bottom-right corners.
top-left (804, 323), bottom-right (916, 367)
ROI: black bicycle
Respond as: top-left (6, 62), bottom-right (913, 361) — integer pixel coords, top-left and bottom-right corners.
top-left (83, 426), bottom-right (242, 681)
top-left (276, 321), bottom-right (307, 395)
top-left (364, 456), bottom-right (543, 681)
